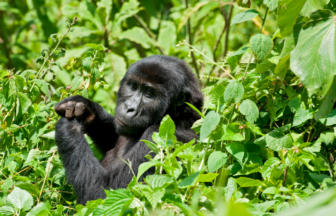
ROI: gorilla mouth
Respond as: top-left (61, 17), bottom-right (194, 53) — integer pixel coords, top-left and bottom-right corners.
top-left (115, 116), bottom-right (129, 127)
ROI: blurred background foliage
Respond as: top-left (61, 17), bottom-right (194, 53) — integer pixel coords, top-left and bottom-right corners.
top-left (0, 0), bottom-right (276, 111)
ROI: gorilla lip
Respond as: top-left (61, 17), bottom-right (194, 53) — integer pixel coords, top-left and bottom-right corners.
top-left (115, 116), bottom-right (129, 127)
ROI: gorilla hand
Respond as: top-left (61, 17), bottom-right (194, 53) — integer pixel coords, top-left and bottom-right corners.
top-left (54, 96), bottom-right (96, 124)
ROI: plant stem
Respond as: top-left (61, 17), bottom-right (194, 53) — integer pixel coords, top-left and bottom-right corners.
top-left (38, 150), bottom-right (56, 204)
top-left (179, 42), bottom-right (235, 80)
top-left (199, 138), bottom-right (211, 170)
top-left (29, 17), bottom-right (77, 92)
top-left (282, 166), bottom-right (288, 187)
top-left (242, 7), bottom-right (269, 81)
top-left (185, 0), bottom-right (200, 79)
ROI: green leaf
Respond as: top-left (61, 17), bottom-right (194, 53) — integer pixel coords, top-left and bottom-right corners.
top-left (8, 187), bottom-right (33, 211)
top-left (159, 115), bottom-right (176, 138)
top-left (144, 175), bottom-right (173, 189)
top-left (185, 102), bottom-right (205, 118)
top-left (250, 34), bottom-right (273, 62)
top-left (17, 92), bottom-right (32, 117)
top-left (266, 127), bottom-right (293, 151)
top-left (82, 56), bottom-right (92, 71)
top-left (222, 124), bottom-right (245, 141)
top-left (158, 21), bottom-right (176, 54)
top-left (27, 202), bottom-right (51, 216)
top-left (226, 142), bottom-right (247, 167)
top-left (200, 111), bottom-right (220, 142)
top-left (208, 151), bottom-right (228, 173)
top-left (70, 76), bottom-right (84, 92)
top-left (137, 161), bottom-right (173, 180)
top-left (292, 108), bottom-right (314, 127)
top-left (320, 110), bottom-right (336, 126)
top-left (290, 10), bottom-right (336, 97)
top-left (9, 124), bottom-right (20, 132)
top-left (236, 177), bottom-right (265, 187)
top-left (261, 157), bottom-right (281, 178)
top-left (0, 206), bottom-right (14, 216)
top-left (224, 80), bottom-right (244, 104)
top-left (230, 9), bottom-right (259, 26)
top-left (197, 173), bottom-right (219, 182)
top-left (40, 131), bottom-right (55, 140)
top-left (227, 47), bottom-right (249, 70)
top-left (141, 140), bottom-right (159, 154)
top-left (238, 99), bottom-right (259, 125)
top-left (104, 189), bottom-right (133, 216)
top-left (34, 79), bottom-right (50, 98)
top-left (142, 188), bottom-right (164, 209)
top-left (119, 27), bottom-right (155, 49)
top-left (301, 0), bottom-right (330, 17)
top-left (278, 0), bottom-right (306, 37)
top-left (178, 171), bottom-right (201, 188)
top-left (264, 0), bottom-right (278, 12)
top-left (315, 76), bottom-right (336, 120)
top-left (320, 131), bottom-right (335, 146)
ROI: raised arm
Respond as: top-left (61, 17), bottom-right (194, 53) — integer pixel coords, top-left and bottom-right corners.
top-left (54, 95), bottom-right (118, 153)
top-left (55, 117), bottom-right (109, 204)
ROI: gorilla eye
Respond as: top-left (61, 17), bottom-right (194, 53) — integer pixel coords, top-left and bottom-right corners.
top-left (130, 83), bottom-right (138, 91)
top-left (144, 89), bottom-right (154, 98)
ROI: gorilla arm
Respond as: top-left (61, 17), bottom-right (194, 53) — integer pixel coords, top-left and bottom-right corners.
top-left (54, 95), bottom-right (118, 153)
top-left (55, 117), bottom-right (108, 204)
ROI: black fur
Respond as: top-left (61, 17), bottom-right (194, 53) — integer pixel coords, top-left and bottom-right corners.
top-left (55, 55), bottom-right (203, 204)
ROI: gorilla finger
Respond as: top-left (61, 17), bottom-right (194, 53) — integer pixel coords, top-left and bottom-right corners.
top-left (75, 102), bottom-right (85, 118)
top-left (55, 103), bottom-right (66, 115)
top-left (65, 101), bottom-right (76, 119)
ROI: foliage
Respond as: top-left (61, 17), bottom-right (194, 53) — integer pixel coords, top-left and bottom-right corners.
top-left (1, 0), bottom-right (336, 215)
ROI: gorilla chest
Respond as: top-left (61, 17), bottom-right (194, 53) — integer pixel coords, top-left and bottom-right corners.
top-left (100, 136), bottom-right (151, 177)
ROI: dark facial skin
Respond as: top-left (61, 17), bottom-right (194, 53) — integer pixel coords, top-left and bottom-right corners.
top-left (114, 79), bottom-right (161, 135)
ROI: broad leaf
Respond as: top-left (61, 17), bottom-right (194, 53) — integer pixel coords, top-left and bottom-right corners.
top-left (238, 99), bottom-right (259, 125)
top-left (8, 187), bottom-right (33, 211)
top-left (200, 111), bottom-right (220, 142)
top-left (250, 34), bottom-right (273, 62)
top-left (266, 127), bottom-right (293, 151)
top-left (230, 9), bottom-right (259, 26)
top-left (27, 202), bottom-right (51, 216)
top-left (226, 142), bottom-right (248, 167)
top-left (197, 173), bottom-right (219, 182)
top-left (236, 177), bottom-right (265, 187)
top-left (301, 0), bottom-right (330, 17)
top-left (17, 92), bottom-right (32, 117)
top-left (207, 151), bottom-right (228, 173)
top-left (104, 189), bottom-right (133, 216)
top-left (144, 175), bottom-right (173, 189)
top-left (142, 188), bottom-right (164, 209)
top-left (278, 0), bottom-right (306, 37)
top-left (119, 27), bottom-right (155, 49)
top-left (0, 206), bottom-right (14, 215)
top-left (224, 80), bottom-right (244, 104)
top-left (178, 171), bottom-right (201, 188)
top-left (264, 0), bottom-right (278, 12)
top-left (320, 110), bottom-right (336, 126)
top-left (141, 140), bottom-right (159, 154)
top-left (290, 10), bottom-right (336, 97)
top-left (292, 108), bottom-right (314, 127)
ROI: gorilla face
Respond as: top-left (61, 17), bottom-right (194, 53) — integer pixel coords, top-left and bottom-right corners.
top-left (114, 55), bottom-right (203, 136)
top-left (114, 74), bottom-right (169, 135)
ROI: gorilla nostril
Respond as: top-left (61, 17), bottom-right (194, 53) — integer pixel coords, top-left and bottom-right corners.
top-left (127, 108), bottom-right (135, 113)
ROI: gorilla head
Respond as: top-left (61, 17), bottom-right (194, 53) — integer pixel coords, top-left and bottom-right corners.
top-left (114, 55), bottom-right (203, 135)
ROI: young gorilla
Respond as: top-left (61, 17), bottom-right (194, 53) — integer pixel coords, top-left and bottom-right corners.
top-left (54, 55), bottom-right (203, 205)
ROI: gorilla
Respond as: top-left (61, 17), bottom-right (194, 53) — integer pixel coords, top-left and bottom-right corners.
top-left (54, 55), bottom-right (203, 204)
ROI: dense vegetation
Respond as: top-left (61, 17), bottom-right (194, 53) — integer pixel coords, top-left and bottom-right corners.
top-left (1, 0), bottom-right (336, 215)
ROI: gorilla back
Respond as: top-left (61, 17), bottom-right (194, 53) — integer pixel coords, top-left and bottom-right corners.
top-left (54, 55), bottom-right (203, 204)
